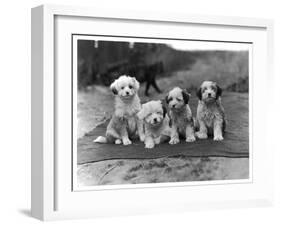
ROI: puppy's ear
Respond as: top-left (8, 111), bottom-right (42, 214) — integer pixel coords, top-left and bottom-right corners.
top-left (182, 90), bottom-right (190, 104)
top-left (216, 85), bottom-right (222, 99)
top-left (196, 87), bottom-right (202, 100)
top-left (165, 95), bottom-right (170, 104)
top-left (161, 101), bottom-right (167, 117)
top-left (110, 81), bottom-right (118, 95)
top-left (132, 77), bottom-right (140, 90)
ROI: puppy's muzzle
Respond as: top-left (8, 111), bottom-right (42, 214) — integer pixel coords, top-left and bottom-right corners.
top-left (122, 91), bottom-right (133, 98)
top-left (151, 117), bottom-right (161, 125)
top-left (205, 92), bottom-right (215, 101)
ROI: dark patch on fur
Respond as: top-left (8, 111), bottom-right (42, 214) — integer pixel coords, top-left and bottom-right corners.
top-left (111, 87), bottom-right (118, 95)
top-left (182, 90), bottom-right (190, 104)
top-left (161, 102), bottom-right (167, 117)
top-left (165, 96), bottom-right (172, 104)
top-left (223, 120), bottom-right (226, 132)
top-left (190, 117), bottom-right (195, 128)
top-left (196, 87), bottom-right (202, 100)
top-left (216, 85), bottom-right (222, 99)
top-left (168, 117), bottom-right (173, 127)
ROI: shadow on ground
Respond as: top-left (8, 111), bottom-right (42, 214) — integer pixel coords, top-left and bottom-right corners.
top-left (18, 209), bottom-right (32, 218)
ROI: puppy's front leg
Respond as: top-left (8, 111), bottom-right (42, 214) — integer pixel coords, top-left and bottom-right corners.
top-left (106, 129), bottom-right (122, 144)
top-left (169, 125), bottom-right (180, 145)
top-left (120, 126), bottom-right (132, 145)
top-left (144, 136), bottom-right (155, 149)
top-left (195, 119), bottom-right (208, 139)
top-left (154, 136), bottom-right (161, 145)
top-left (213, 119), bottom-right (224, 141)
top-left (185, 123), bottom-right (196, 142)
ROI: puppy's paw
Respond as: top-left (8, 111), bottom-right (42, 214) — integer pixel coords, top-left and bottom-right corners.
top-left (186, 136), bottom-right (196, 142)
top-left (213, 135), bottom-right (224, 141)
top-left (169, 137), bottom-right (180, 145)
top-left (115, 139), bottom-right (122, 144)
top-left (154, 137), bottom-right (161, 145)
top-left (145, 142), bottom-right (155, 149)
top-left (195, 132), bottom-right (208, 139)
top-left (122, 138), bottom-right (132, 146)
top-left (139, 134), bottom-right (145, 142)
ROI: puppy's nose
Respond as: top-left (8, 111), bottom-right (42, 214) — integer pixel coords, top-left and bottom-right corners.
top-left (172, 104), bottom-right (176, 108)
top-left (208, 93), bottom-right (211, 97)
top-left (153, 118), bottom-right (157, 123)
top-left (126, 91), bottom-right (129, 95)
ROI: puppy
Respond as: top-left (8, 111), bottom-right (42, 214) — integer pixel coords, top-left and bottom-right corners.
top-left (137, 100), bottom-right (171, 149)
top-left (166, 87), bottom-right (196, 144)
top-left (195, 81), bottom-right (226, 141)
top-left (94, 75), bottom-right (145, 145)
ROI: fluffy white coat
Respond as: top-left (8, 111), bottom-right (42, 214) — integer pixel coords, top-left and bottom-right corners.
top-left (94, 75), bottom-right (144, 145)
top-left (137, 100), bottom-right (171, 149)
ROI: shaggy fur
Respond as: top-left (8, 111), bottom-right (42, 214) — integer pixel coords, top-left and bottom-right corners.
top-left (94, 75), bottom-right (144, 145)
top-left (137, 100), bottom-right (171, 149)
top-left (166, 87), bottom-right (196, 144)
top-left (195, 81), bottom-right (226, 141)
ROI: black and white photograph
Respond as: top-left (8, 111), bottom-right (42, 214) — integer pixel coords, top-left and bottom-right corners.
top-left (74, 35), bottom-right (251, 188)
top-left (27, 1), bottom-right (277, 222)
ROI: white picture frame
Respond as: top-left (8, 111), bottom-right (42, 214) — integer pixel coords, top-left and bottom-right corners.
top-left (31, 4), bottom-right (274, 221)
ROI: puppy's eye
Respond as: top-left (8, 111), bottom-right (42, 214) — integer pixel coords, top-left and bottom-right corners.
top-left (129, 85), bottom-right (133, 89)
top-left (121, 87), bottom-right (124, 89)
top-left (176, 98), bottom-right (182, 101)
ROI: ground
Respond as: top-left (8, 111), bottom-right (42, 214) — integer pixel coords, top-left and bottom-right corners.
top-left (77, 157), bottom-right (248, 186)
top-left (77, 71), bottom-right (249, 186)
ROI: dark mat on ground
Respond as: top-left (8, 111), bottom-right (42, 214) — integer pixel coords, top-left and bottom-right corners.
top-left (77, 93), bottom-right (249, 164)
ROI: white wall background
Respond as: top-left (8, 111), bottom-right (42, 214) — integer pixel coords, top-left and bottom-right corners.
top-left (0, 0), bottom-right (280, 225)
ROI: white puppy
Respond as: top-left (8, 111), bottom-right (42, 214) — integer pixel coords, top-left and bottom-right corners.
top-left (94, 75), bottom-right (145, 145)
top-left (195, 81), bottom-right (226, 141)
top-left (166, 87), bottom-right (196, 144)
top-left (137, 100), bottom-right (171, 149)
